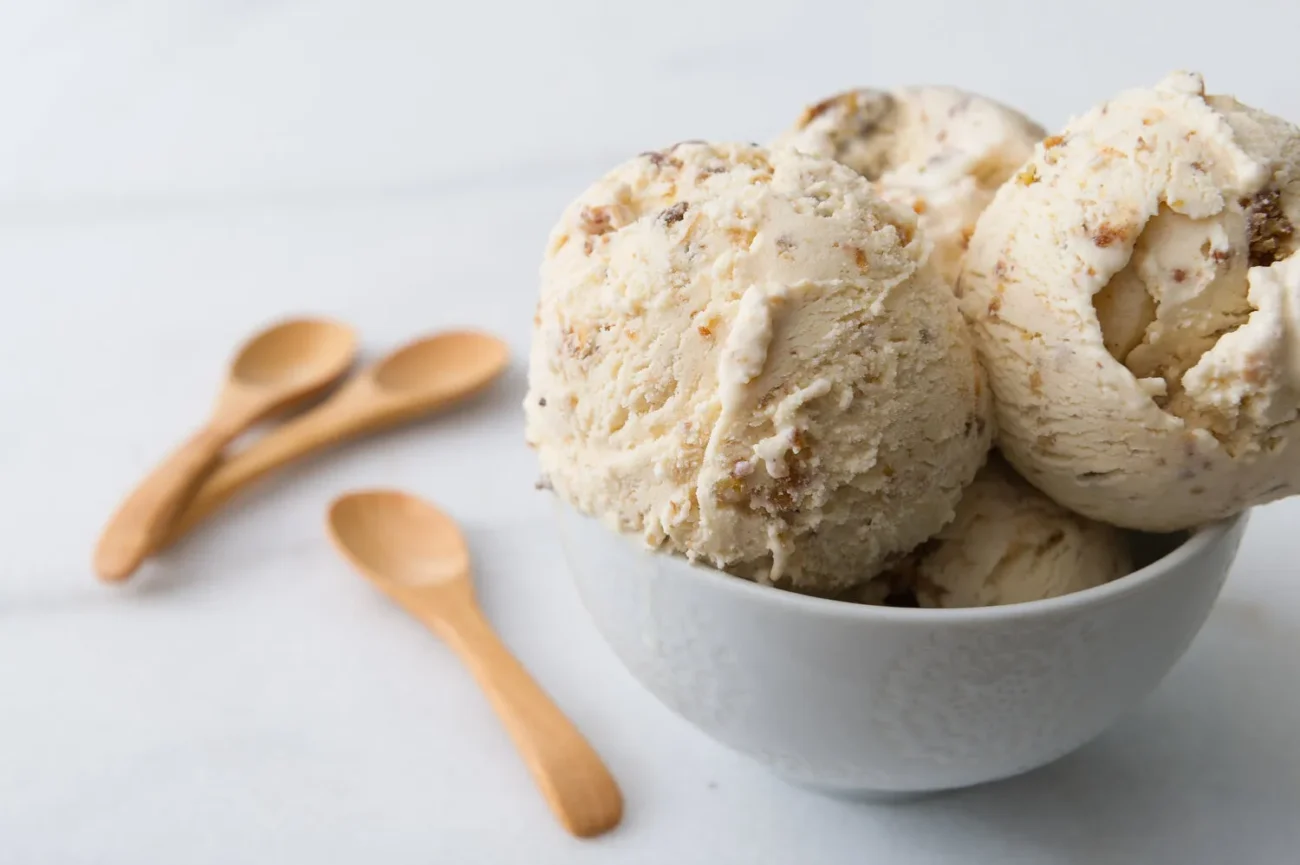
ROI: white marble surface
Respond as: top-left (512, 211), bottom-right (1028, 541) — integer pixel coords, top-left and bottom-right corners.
top-left (3, 1), bottom-right (1299, 862)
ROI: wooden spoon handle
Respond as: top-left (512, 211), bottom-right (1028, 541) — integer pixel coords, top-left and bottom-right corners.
top-left (159, 383), bottom-right (474, 553)
top-left (430, 598), bottom-right (623, 838)
top-left (93, 423), bottom-right (235, 582)
top-left (157, 401), bottom-right (360, 550)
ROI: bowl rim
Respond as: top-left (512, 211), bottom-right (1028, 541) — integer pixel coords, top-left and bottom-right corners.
top-left (558, 502), bottom-right (1248, 624)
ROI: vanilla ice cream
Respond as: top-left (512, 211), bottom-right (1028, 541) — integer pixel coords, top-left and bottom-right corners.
top-left (774, 86), bottom-right (1044, 286)
top-left (960, 72), bottom-right (1300, 530)
top-left (899, 458), bottom-right (1131, 608)
top-left (525, 142), bottom-right (991, 593)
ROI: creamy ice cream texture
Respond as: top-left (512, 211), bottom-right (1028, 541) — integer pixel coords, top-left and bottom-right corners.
top-left (902, 458), bottom-right (1132, 608)
top-left (960, 72), bottom-right (1300, 531)
top-left (774, 86), bottom-right (1045, 287)
top-left (525, 142), bottom-right (991, 593)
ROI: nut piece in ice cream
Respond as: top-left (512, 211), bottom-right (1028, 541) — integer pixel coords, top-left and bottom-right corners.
top-left (774, 86), bottom-right (1045, 286)
top-left (525, 142), bottom-right (991, 593)
top-left (901, 458), bottom-right (1132, 608)
top-left (960, 72), bottom-right (1300, 531)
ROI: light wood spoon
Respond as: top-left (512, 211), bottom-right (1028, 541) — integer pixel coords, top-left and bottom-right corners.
top-left (152, 330), bottom-right (509, 555)
top-left (94, 318), bottom-right (357, 583)
top-left (326, 490), bottom-right (624, 839)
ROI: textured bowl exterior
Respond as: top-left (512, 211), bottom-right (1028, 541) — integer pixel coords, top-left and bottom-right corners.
top-left (556, 504), bottom-right (1247, 794)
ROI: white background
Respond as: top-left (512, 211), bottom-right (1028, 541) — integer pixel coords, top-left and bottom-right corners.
top-left (3, 1), bottom-right (1298, 862)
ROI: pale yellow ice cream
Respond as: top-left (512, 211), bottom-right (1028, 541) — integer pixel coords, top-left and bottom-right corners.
top-left (774, 86), bottom-right (1045, 286)
top-left (960, 72), bottom-right (1300, 531)
top-left (903, 458), bottom-right (1132, 608)
top-left (525, 142), bottom-right (992, 593)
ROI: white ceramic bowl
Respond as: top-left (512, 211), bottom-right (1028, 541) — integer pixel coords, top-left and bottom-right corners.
top-left (555, 503), bottom-right (1248, 796)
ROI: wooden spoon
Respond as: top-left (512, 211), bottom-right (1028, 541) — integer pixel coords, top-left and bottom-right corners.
top-left (326, 490), bottom-right (624, 839)
top-left (93, 318), bottom-right (357, 582)
top-left (153, 330), bottom-right (509, 554)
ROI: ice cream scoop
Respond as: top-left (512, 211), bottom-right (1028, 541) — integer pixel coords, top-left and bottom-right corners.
top-left (774, 86), bottom-right (1044, 286)
top-left (960, 71), bottom-right (1300, 531)
top-left (525, 142), bottom-right (990, 593)
top-left (899, 458), bottom-right (1132, 608)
